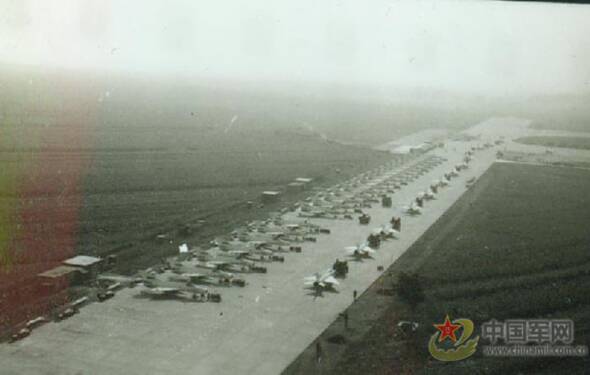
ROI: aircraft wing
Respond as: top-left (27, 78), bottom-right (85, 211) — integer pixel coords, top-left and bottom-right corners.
top-left (184, 273), bottom-right (207, 279)
top-left (145, 287), bottom-right (180, 295)
top-left (226, 250), bottom-right (249, 257)
top-left (383, 226), bottom-right (395, 234)
top-left (323, 276), bottom-right (339, 286)
top-left (303, 275), bottom-right (318, 283)
top-left (207, 260), bottom-right (232, 267)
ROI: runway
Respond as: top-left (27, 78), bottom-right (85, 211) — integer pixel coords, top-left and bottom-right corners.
top-left (0, 119), bottom-right (524, 375)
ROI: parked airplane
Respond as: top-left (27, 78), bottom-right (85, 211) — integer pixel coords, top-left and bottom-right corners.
top-left (423, 188), bottom-right (436, 200)
top-left (168, 271), bottom-right (245, 287)
top-left (140, 286), bottom-right (186, 298)
top-left (379, 224), bottom-right (400, 239)
top-left (304, 269), bottom-right (339, 293)
top-left (404, 202), bottom-right (422, 215)
top-left (140, 280), bottom-right (210, 299)
top-left (196, 259), bottom-right (267, 274)
top-left (345, 242), bottom-right (376, 260)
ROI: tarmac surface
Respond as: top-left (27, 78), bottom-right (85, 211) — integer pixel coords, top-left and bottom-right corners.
top-left (0, 118), bottom-right (532, 375)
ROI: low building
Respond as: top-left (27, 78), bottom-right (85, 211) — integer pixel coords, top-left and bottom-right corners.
top-left (63, 255), bottom-right (103, 279)
top-left (390, 143), bottom-right (434, 155)
top-left (287, 182), bottom-right (305, 193)
top-left (38, 265), bottom-right (87, 290)
top-left (390, 145), bottom-right (414, 155)
top-left (261, 191), bottom-right (281, 203)
top-left (295, 177), bottom-right (313, 185)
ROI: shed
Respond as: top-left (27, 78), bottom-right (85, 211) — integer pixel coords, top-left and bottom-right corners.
top-left (63, 255), bottom-right (102, 268)
top-left (38, 265), bottom-right (84, 279)
top-left (63, 255), bottom-right (103, 277)
top-left (295, 177), bottom-right (313, 184)
top-left (261, 191), bottom-right (281, 203)
top-left (38, 265), bottom-right (87, 289)
top-left (287, 182), bottom-right (305, 192)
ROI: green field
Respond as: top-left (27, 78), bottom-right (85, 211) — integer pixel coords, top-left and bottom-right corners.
top-left (0, 68), bottom-right (405, 333)
top-left (515, 136), bottom-right (590, 151)
top-left (324, 162), bottom-right (590, 375)
top-left (0, 65), bottom-right (486, 274)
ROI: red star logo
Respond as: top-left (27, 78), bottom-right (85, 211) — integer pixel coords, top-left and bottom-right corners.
top-left (434, 315), bottom-right (461, 343)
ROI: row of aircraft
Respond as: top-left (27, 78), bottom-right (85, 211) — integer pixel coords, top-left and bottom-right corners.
top-left (301, 139), bottom-right (496, 295)
top-left (295, 155), bottom-right (447, 221)
top-left (138, 217), bottom-right (332, 301)
top-left (301, 154), bottom-right (451, 294)
top-left (139, 140), bottom-right (489, 301)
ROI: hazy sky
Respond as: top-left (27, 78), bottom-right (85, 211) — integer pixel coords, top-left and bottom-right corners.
top-left (1, 0), bottom-right (589, 96)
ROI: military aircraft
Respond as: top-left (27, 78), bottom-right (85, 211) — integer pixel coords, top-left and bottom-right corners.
top-left (139, 275), bottom-right (211, 300)
top-left (423, 188), bottom-right (436, 200)
top-left (456, 162), bottom-right (468, 171)
top-left (140, 286), bottom-right (187, 298)
top-left (224, 238), bottom-right (288, 258)
top-left (168, 271), bottom-right (245, 287)
top-left (345, 242), bottom-right (376, 261)
top-left (242, 250), bottom-right (284, 263)
top-left (216, 238), bottom-right (273, 254)
top-left (304, 269), bottom-right (339, 293)
top-left (404, 202), bottom-right (422, 215)
top-left (298, 208), bottom-right (327, 218)
top-left (195, 258), bottom-right (267, 273)
top-left (379, 224), bottom-right (400, 239)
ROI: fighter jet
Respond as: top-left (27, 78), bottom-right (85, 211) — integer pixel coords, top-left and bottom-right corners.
top-left (140, 286), bottom-right (186, 299)
top-left (196, 255), bottom-right (268, 273)
top-left (197, 260), bottom-right (245, 271)
top-left (304, 269), bottom-right (339, 293)
top-left (168, 271), bottom-right (245, 287)
top-left (298, 208), bottom-right (327, 218)
top-left (247, 233), bottom-right (294, 248)
top-left (139, 276), bottom-right (211, 300)
top-left (379, 224), bottom-right (400, 239)
top-left (217, 239), bottom-right (274, 256)
top-left (345, 242), bottom-right (376, 261)
top-left (212, 238), bottom-right (283, 260)
top-left (404, 202), bottom-right (422, 215)
top-left (456, 162), bottom-right (468, 171)
top-left (423, 188), bottom-right (436, 200)
top-left (242, 250), bottom-right (284, 263)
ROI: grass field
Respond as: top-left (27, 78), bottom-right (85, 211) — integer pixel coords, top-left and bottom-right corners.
top-left (0, 93), bottom-right (402, 336)
top-left (0, 65), bottom-right (485, 280)
top-left (0, 127), bottom-right (397, 336)
top-left (319, 162), bottom-right (590, 374)
top-left (0, 126), bottom-right (395, 269)
top-left (515, 136), bottom-right (590, 151)
top-left (5, 66), bottom-right (484, 335)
